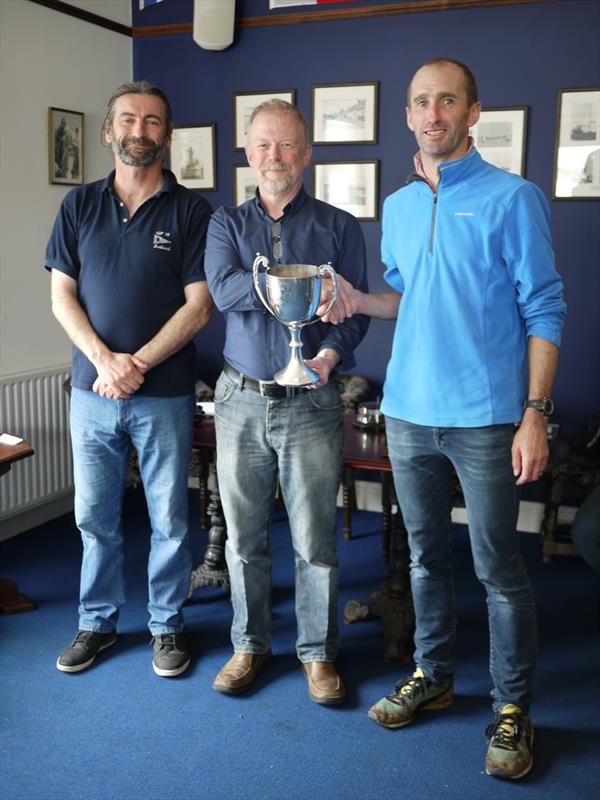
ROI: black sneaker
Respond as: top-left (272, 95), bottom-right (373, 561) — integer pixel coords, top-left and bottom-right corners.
top-left (485, 704), bottom-right (534, 780)
top-left (56, 630), bottom-right (117, 673)
top-left (151, 633), bottom-right (190, 677)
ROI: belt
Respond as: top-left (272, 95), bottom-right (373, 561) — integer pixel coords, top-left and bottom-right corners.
top-left (223, 362), bottom-right (305, 399)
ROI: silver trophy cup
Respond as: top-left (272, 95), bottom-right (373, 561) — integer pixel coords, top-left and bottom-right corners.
top-left (252, 254), bottom-right (338, 386)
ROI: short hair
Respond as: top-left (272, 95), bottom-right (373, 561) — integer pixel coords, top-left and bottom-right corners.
top-left (407, 58), bottom-right (479, 107)
top-left (247, 99), bottom-right (310, 148)
top-left (101, 81), bottom-right (173, 144)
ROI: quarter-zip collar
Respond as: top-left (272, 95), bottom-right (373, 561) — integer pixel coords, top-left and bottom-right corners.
top-left (410, 138), bottom-right (477, 192)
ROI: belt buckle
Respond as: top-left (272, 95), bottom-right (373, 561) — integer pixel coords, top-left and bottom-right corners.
top-left (258, 380), bottom-right (277, 398)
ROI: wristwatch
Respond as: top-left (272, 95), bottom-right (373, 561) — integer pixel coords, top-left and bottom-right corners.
top-left (523, 397), bottom-right (554, 416)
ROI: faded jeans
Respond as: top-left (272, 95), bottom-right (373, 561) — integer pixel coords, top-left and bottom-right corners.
top-left (385, 417), bottom-right (538, 711)
top-left (214, 370), bottom-right (343, 661)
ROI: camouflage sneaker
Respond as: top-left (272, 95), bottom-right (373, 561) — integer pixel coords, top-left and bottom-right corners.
top-left (368, 667), bottom-right (453, 729)
top-left (485, 704), bottom-right (534, 780)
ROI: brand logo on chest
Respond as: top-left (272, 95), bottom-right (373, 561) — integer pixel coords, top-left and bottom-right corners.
top-left (153, 231), bottom-right (172, 251)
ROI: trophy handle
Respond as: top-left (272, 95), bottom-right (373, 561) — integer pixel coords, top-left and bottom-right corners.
top-left (304, 263), bottom-right (338, 326)
top-left (252, 253), bottom-right (272, 314)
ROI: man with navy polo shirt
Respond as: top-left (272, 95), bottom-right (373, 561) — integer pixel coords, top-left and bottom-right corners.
top-left (45, 82), bottom-right (212, 677)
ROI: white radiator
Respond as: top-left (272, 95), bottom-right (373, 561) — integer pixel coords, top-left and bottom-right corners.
top-left (0, 367), bottom-right (73, 521)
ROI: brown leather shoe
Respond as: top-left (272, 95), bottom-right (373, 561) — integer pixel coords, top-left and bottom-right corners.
top-left (302, 661), bottom-right (346, 705)
top-left (213, 650), bottom-right (271, 694)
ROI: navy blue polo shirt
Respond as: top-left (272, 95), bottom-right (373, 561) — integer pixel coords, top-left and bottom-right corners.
top-left (205, 186), bottom-right (370, 381)
top-left (45, 169), bottom-right (211, 397)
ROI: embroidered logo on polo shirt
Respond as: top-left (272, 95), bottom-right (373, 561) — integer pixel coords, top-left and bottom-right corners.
top-left (153, 231), bottom-right (172, 251)
top-left (454, 211), bottom-right (475, 216)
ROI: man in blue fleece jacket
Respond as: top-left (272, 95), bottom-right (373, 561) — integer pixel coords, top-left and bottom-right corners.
top-left (323, 58), bottom-right (566, 780)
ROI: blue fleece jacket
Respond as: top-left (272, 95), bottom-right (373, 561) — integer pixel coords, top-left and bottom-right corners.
top-left (380, 148), bottom-right (566, 427)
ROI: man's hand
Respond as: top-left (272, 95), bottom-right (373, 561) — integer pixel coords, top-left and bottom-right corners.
top-left (304, 348), bottom-right (341, 388)
top-left (512, 409), bottom-right (550, 485)
top-left (92, 353), bottom-right (148, 399)
top-left (317, 273), bottom-right (363, 325)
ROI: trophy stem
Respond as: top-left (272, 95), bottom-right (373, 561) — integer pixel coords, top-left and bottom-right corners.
top-left (274, 327), bottom-right (319, 387)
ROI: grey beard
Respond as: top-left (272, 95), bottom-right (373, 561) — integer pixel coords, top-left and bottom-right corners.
top-left (260, 169), bottom-right (292, 197)
top-left (115, 138), bottom-right (164, 167)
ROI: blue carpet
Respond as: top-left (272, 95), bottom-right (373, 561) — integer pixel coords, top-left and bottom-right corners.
top-left (1, 489), bottom-right (599, 800)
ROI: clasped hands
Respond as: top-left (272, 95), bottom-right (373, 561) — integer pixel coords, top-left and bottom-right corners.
top-left (92, 352), bottom-right (148, 400)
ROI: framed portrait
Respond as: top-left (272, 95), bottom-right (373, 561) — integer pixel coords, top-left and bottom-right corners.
top-left (233, 90), bottom-right (296, 150)
top-left (169, 124), bottom-right (216, 191)
top-left (312, 82), bottom-right (378, 145)
top-left (470, 107), bottom-right (528, 176)
top-left (48, 107), bottom-right (84, 185)
top-left (233, 165), bottom-right (257, 206)
top-left (313, 161), bottom-right (379, 220)
top-left (552, 87), bottom-right (600, 199)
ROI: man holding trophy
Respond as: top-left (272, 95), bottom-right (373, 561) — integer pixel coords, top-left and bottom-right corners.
top-left (204, 100), bottom-right (369, 704)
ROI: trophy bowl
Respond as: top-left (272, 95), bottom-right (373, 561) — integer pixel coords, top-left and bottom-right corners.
top-left (253, 254), bottom-right (337, 386)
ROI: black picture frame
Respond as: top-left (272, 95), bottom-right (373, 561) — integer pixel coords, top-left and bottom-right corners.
top-left (48, 106), bottom-right (84, 186)
top-left (313, 160), bottom-right (379, 220)
top-left (312, 82), bottom-right (378, 145)
top-left (169, 124), bottom-right (217, 191)
top-left (552, 87), bottom-right (600, 199)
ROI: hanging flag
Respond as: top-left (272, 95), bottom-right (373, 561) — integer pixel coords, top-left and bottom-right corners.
top-left (270, 0), bottom-right (359, 8)
top-left (139, 0), bottom-right (164, 10)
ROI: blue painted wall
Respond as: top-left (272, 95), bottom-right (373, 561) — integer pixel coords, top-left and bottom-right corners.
top-left (133, 0), bottom-right (600, 434)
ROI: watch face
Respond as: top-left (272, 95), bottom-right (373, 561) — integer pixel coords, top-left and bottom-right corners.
top-left (543, 398), bottom-right (554, 416)
top-left (525, 398), bottom-right (554, 415)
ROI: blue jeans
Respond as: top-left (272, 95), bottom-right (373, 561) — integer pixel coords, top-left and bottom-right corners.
top-left (70, 388), bottom-right (195, 635)
top-left (385, 417), bottom-right (538, 712)
top-left (214, 370), bottom-right (343, 661)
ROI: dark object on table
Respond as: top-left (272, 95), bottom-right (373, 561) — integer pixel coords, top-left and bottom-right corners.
top-left (542, 415), bottom-right (600, 563)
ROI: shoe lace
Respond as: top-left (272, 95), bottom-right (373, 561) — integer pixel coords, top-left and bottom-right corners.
top-left (73, 631), bottom-right (95, 645)
top-left (154, 634), bottom-right (182, 653)
top-left (486, 713), bottom-right (522, 751)
top-left (389, 673), bottom-right (430, 703)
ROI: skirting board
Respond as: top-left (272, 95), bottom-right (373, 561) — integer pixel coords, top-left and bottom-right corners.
top-left (0, 493), bottom-right (74, 542)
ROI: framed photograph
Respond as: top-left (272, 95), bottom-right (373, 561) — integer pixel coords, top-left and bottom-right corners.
top-left (233, 90), bottom-right (296, 150)
top-left (470, 107), bottom-right (528, 176)
top-left (233, 165), bottom-right (257, 206)
top-left (553, 87), bottom-right (600, 199)
top-left (313, 161), bottom-right (379, 220)
top-left (312, 82), bottom-right (378, 144)
top-left (169, 124), bottom-right (216, 191)
top-left (48, 107), bottom-right (83, 185)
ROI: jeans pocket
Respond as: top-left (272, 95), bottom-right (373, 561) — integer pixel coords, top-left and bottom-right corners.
top-left (307, 381), bottom-right (343, 412)
top-left (214, 372), bottom-right (236, 405)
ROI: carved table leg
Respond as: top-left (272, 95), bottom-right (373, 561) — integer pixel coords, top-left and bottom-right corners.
top-left (344, 499), bottom-right (414, 662)
top-left (189, 474), bottom-right (230, 597)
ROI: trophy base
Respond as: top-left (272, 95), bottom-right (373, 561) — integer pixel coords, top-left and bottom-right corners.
top-left (274, 361), bottom-right (319, 387)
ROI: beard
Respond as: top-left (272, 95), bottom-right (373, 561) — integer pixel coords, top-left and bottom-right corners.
top-left (258, 161), bottom-right (293, 196)
top-left (113, 135), bottom-right (165, 167)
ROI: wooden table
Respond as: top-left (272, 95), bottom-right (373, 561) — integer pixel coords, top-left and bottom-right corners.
top-left (0, 439), bottom-right (36, 613)
top-left (190, 413), bottom-right (414, 661)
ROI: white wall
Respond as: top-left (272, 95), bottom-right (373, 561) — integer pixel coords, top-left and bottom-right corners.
top-left (0, 0), bottom-right (132, 379)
